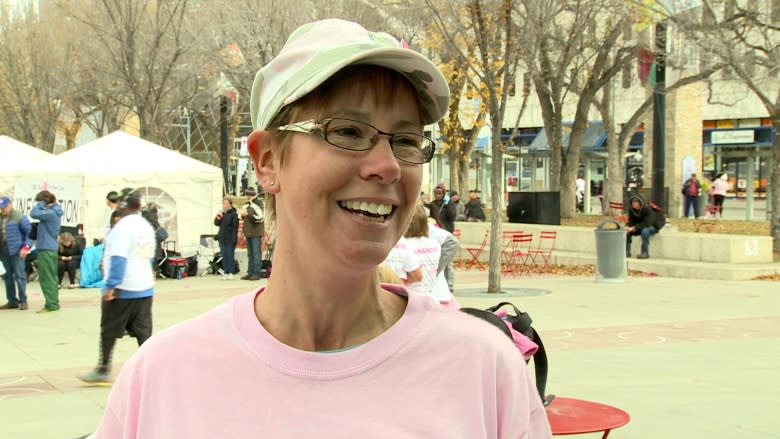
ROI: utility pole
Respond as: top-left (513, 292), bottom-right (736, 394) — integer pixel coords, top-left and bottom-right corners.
top-left (651, 20), bottom-right (667, 209)
top-left (219, 96), bottom-right (229, 193)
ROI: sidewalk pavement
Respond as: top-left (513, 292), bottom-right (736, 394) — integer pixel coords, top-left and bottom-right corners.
top-left (1, 270), bottom-right (778, 439)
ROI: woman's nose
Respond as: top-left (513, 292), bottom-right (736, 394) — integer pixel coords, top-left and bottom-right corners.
top-left (359, 136), bottom-right (402, 183)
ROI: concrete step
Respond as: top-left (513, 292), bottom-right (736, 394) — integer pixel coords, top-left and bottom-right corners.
top-left (549, 250), bottom-right (780, 281)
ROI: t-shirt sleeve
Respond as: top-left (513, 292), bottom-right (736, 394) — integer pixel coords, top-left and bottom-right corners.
top-left (107, 224), bottom-right (131, 258)
top-left (495, 344), bottom-right (552, 438)
top-left (402, 249), bottom-right (421, 274)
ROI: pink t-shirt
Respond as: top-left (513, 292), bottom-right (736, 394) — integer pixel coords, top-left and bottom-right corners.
top-left (711, 179), bottom-right (728, 196)
top-left (95, 287), bottom-right (551, 438)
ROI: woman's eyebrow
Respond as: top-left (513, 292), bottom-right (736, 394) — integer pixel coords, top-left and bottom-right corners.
top-left (326, 110), bottom-right (422, 131)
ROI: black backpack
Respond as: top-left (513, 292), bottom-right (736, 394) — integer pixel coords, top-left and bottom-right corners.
top-left (647, 200), bottom-right (666, 230)
top-left (460, 302), bottom-right (552, 405)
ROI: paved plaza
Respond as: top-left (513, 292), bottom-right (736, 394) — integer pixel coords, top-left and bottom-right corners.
top-left (1, 269), bottom-right (778, 438)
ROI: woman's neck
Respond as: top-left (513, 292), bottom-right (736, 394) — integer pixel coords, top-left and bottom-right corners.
top-left (254, 260), bottom-right (406, 352)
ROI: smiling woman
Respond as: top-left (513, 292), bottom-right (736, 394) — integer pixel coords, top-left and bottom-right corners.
top-left (90, 18), bottom-right (551, 439)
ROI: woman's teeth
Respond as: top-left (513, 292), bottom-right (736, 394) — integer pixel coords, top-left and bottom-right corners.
top-left (338, 200), bottom-right (394, 220)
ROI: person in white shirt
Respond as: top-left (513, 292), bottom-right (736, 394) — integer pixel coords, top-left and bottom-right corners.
top-left (384, 236), bottom-right (422, 284)
top-left (78, 189), bottom-right (156, 385)
top-left (575, 175), bottom-right (586, 212)
top-left (426, 216), bottom-right (460, 307)
top-left (402, 204), bottom-right (442, 301)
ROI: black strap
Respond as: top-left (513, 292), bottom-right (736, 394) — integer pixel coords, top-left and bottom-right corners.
top-left (483, 302), bottom-right (548, 402)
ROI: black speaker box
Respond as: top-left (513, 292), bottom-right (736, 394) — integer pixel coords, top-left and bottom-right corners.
top-left (507, 192), bottom-right (561, 225)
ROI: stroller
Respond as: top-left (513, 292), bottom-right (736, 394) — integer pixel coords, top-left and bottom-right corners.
top-left (197, 234), bottom-right (240, 276)
top-left (198, 234), bottom-right (223, 276)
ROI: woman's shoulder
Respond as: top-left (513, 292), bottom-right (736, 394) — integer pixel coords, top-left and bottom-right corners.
top-left (418, 300), bottom-right (521, 359)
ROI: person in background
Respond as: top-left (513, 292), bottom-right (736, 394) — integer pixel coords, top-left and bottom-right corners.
top-left (626, 193), bottom-right (664, 259)
top-left (30, 190), bottom-right (64, 313)
top-left (0, 195), bottom-right (33, 310)
top-left (77, 189), bottom-right (156, 385)
top-left (424, 205), bottom-right (460, 308)
top-left (58, 232), bottom-right (83, 289)
top-left (102, 191), bottom-right (121, 242)
top-left (429, 185), bottom-right (457, 292)
top-left (214, 197), bottom-right (239, 280)
top-left (89, 19), bottom-right (550, 438)
top-left (383, 236), bottom-right (423, 285)
top-left (402, 205), bottom-right (441, 301)
top-left (681, 173), bottom-right (700, 218)
top-left (240, 186), bottom-right (264, 280)
top-left (429, 185), bottom-right (456, 232)
top-left (450, 190), bottom-right (465, 221)
top-left (464, 190), bottom-right (486, 222)
top-left (710, 172), bottom-right (728, 217)
top-left (575, 174), bottom-right (586, 213)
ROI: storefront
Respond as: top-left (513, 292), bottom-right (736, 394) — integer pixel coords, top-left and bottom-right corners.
top-left (703, 125), bottom-right (774, 197)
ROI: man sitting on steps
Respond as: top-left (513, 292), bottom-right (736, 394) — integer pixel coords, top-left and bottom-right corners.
top-left (625, 194), bottom-right (664, 259)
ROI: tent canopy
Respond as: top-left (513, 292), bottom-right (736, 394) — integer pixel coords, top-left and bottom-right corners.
top-left (0, 136), bottom-right (52, 193)
top-left (19, 131), bottom-right (224, 256)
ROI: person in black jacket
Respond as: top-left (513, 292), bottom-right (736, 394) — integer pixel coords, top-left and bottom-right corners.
top-left (429, 186), bottom-right (456, 232)
top-left (214, 197), bottom-right (239, 280)
top-left (625, 194), bottom-right (664, 259)
top-left (464, 190), bottom-right (486, 222)
top-left (57, 232), bottom-right (83, 289)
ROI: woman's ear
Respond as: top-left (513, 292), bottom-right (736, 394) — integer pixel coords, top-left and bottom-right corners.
top-left (247, 130), bottom-right (279, 194)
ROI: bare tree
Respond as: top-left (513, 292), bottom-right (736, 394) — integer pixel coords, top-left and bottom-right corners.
top-left (60, 0), bottom-right (199, 143)
top-left (0, 3), bottom-right (70, 150)
top-left (426, 0), bottom-right (522, 293)
top-left (520, 1), bottom-right (638, 219)
top-left (670, 1), bottom-right (780, 251)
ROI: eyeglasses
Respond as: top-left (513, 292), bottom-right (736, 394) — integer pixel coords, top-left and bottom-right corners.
top-left (275, 118), bottom-right (435, 164)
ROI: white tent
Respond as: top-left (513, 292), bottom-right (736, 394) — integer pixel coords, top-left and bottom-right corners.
top-left (16, 131), bottom-right (224, 256)
top-left (0, 135), bottom-right (52, 195)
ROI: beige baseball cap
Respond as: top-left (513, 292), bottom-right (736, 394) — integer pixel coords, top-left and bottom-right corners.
top-left (250, 19), bottom-right (450, 130)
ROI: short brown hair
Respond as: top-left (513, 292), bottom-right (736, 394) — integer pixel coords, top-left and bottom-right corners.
top-left (404, 204), bottom-right (429, 238)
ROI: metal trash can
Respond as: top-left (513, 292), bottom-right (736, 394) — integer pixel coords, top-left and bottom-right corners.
top-left (594, 220), bottom-right (627, 283)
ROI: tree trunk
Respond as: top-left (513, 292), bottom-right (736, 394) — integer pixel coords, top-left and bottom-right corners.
top-left (772, 118), bottom-right (780, 253)
top-left (487, 120), bottom-right (504, 293)
top-left (448, 149), bottom-right (461, 194)
top-left (458, 156), bottom-right (469, 195)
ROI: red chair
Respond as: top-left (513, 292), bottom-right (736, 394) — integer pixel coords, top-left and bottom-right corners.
top-left (608, 201), bottom-right (626, 223)
top-left (528, 231), bottom-right (557, 273)
top-left (503, 232), bottom-right (533, 277)
top-left (463, 229), bottom-right (490, 270)
top-left (501, 230), bottom-right (522, 252)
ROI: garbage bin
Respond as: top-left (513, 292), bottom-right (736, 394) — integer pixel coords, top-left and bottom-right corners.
top-left (594, 220), bottom-right (627, 283)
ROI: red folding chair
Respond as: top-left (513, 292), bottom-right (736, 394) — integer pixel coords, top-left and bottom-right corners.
top-left (503, 232), bottom-right (534, 277)
top-left (528, 231), bottom-right (557, 273)
top-left (501, 230), bottom-right (522, 252)
top-left (463, 229), bottom-right (490, 270)
top-left (608, 201), bottom-right (626, 223)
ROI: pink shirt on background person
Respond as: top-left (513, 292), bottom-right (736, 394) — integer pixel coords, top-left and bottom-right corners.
top-left (94, 287), bottom-right (551, 438)
top-left (711, 178), bottom-right (728, 196)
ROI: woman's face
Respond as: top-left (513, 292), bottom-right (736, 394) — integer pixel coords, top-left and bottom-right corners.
top-left (274, 79), bottom-right (423, 271)
top-left (222, 199), bottom-right (231, 210)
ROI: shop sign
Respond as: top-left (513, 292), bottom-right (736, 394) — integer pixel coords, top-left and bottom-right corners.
top-left (711, 130), bottom-right (754, 144)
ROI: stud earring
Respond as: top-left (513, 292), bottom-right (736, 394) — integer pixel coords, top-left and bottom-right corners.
top-left (270, 180), bottom-right (275, 186)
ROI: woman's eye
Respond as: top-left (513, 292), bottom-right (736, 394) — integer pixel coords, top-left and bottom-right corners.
top-left (329, 124), bottom-right (364, 139)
